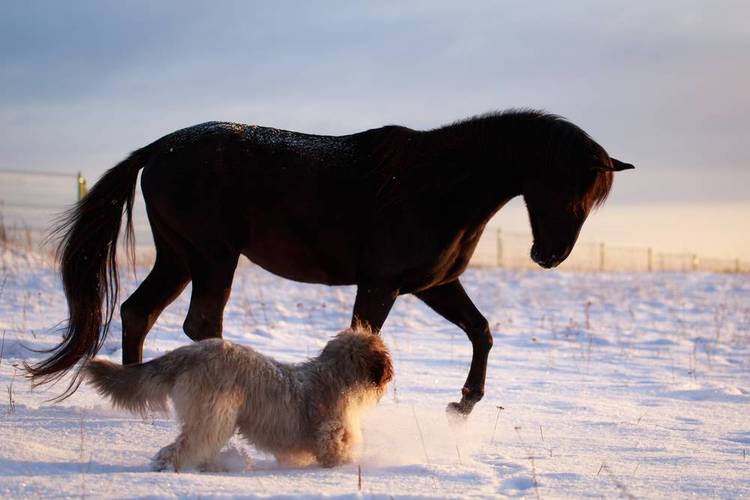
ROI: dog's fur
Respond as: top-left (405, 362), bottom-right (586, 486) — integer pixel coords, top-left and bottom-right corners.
top-left (84, 329), bottom-right (392, 471)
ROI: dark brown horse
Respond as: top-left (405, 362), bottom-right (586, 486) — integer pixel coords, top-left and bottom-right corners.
top-left (28, 109), bottom-right (633, 415)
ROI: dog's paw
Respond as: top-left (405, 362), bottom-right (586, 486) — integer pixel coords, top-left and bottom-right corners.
top-left (314, 421), bottom-right (355, 467)
top-left (317, 450), bottom-right (352, 469)
top-left (151, 445), bottom-right (178, 472)
top-left (204, 446), bottom-right (251, 473)
top-left (275, 451), bottom-right (315, 468)
top-left (199, 461), bottom-right (229, 473)
top-left (150, 458), bottom-right (172, 472)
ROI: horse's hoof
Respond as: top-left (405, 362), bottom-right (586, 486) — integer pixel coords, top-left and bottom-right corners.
top-left (446, 401), bottom-right (472, 427)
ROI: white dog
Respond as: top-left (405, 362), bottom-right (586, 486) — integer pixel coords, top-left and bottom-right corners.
top-left (85, 329), bottom-right (392, 471)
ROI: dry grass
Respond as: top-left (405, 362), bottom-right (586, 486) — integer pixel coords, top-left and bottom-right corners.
top-left (490, 405), bottom-right (504, 446)
top-left (0, 209), bottom-right (52, 260)
top-left (78, 410), bottom-right (92, 499)
top-left (0, 330), bottom-right (5, 370)
top-left (597, 463), bottom-right (636, 499)
top-left (513, 426), bottom-right (541, 500)
top-left (6, 367), bottom-right (16, 416)
top-left (410, 404), bottom-right (441, 492)
top-left (0, 211), bottom-right (6, 248)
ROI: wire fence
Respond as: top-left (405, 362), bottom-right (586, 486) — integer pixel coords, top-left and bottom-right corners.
top-left (1, 169), bottom-right (748, 273)
top-left (470, 230), bottom-right (748, 273)
top-left (0, 169), bottom-right (152, 257)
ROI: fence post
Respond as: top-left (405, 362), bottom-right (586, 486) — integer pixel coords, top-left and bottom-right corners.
top-left (599, 242), bottom-right (605, 272)
top-left (736, 258), bottom-right (740, 274)
top-left (495, 228), bottom-right (503, 267)
top-left (77, 172), bottom-right (87, 201)
top-left (691, 254), bottom-right (699, 271)
top-left (647, 247), bottom-right (653, 272)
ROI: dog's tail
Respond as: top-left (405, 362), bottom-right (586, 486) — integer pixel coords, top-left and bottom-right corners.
top-left (84, 357), bottom-right (179, 414)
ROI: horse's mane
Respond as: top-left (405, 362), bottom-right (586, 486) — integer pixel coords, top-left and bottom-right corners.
top-left (367, 109), bottom-right (613, 213)
top-left (445, 109), bottom-right (613, 207)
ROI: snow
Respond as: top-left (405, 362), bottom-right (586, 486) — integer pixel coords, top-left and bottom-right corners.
top-left (1, 246), bottom-right (749, 498)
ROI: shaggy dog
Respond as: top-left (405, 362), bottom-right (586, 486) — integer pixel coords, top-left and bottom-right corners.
top-left (84, 329), bottom-right (392, 471)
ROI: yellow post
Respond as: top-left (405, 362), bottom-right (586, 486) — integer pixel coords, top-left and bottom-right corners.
top-left (77, 172), bottom-right (87, 201)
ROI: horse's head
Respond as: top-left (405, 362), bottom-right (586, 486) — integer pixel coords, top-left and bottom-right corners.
top-left (522, 136), bottom-right (634, 269)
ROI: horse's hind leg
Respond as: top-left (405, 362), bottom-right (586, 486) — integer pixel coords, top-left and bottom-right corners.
top-left (121, 247), bottom-right (190, 365)
top-left (183, 251), bottom-right (239, 341)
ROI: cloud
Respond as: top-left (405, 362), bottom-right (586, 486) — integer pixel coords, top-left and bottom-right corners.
top-left (1, 1), bottom-right (748, 202)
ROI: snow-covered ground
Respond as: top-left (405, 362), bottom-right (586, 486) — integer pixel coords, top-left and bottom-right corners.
top-left (1, 246), bottom-right (749, 498)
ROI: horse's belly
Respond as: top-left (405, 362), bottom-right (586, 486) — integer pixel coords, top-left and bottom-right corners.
top-left (242, 227), bottom-right (358, 286)
top-left (246, 251), bottom-right (357, 286)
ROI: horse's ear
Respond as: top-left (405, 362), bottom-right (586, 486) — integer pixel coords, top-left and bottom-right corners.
top-left (596, 158), bottom-right (635, 172)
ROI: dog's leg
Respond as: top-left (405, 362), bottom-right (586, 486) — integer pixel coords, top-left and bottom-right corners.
top-left (314, 419), bottom-right (354, 468)
top-left (151, 421), bottom-right (239, 472)
top-left (153, 389), bottom-right (241, 472)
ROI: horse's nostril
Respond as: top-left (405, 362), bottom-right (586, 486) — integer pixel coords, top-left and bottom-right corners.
top-left (530, 245), bottom-right (554, 267)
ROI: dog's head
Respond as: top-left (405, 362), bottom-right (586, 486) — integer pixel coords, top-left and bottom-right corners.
top-left (363, 336), bottom-right (393, 388)
top-left (320, 328), bottom-right (393, 389)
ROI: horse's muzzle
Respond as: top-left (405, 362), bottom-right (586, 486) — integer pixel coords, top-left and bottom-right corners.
top-left (530, 245), bottom-right (565, 269)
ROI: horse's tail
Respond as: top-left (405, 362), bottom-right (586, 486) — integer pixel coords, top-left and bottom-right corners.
top-left (25, 143), bottom-right (159, 399)
top-left (84, 357), bottom-right (177, 414)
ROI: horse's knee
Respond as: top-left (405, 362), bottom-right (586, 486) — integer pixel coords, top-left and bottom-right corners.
top-left (121, 300), bottom-right (149, 364)
top-left (468, 317), bottom-right (493, 352)
top-left (183, 311), bottom-right (222, 342)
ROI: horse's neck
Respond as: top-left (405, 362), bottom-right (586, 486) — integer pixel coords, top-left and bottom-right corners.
top-left (414, 126), bottom-right (524, 224)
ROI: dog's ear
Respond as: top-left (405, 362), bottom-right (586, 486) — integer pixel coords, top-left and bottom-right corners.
top-left (369, 348), bottom-right (393, 387)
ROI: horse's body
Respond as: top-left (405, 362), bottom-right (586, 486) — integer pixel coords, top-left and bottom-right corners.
top-left (144, 122), bottom-right (480, 290)
top-left (28, 110), bottom-right (633, 414)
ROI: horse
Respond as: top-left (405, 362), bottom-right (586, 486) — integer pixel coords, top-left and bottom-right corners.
top-left (27, 109), bottom-right (633, 416)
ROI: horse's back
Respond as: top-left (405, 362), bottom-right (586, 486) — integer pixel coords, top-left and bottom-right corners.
top-left (139, 122), bottom-right (366, 284)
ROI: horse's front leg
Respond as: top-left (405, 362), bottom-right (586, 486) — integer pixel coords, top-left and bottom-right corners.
top-left (415, 279), bottom-right (493, 418)
top-left (350, 285), bottom-right (399, 333)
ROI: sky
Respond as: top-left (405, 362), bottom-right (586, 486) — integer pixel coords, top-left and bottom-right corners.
top-left (1, 1), bottom-right (748, 258)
